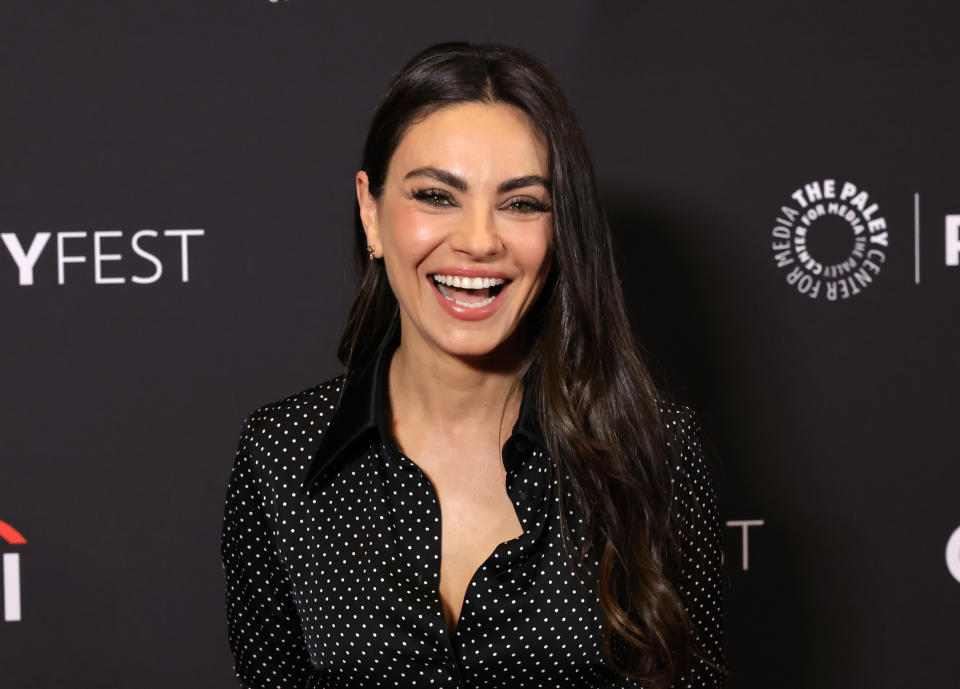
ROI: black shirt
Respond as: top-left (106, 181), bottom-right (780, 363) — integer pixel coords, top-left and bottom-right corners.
top-left (220, 339), bottom-right (726, 688)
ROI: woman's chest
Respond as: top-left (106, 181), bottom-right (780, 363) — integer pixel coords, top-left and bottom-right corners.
top-left (275, 452), bottom-right (611, 686)
top-left (430, 467), bottom-right (526, 636)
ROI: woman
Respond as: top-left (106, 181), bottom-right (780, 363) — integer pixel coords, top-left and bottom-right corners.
top-left (221, 41), bottom-right (727, 688)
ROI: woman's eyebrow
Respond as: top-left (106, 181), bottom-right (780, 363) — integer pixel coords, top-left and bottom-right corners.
top-left (403, 167), bottom-right (551, 194)
top-left (498, 175), bottom-right (551, 194)
top-left (404, 167), bottom-right (467, 191)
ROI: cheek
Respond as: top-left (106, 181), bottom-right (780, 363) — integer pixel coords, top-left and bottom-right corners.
top-left (512, 219), bottom-right (553, 278)
top-left (381, 203), bottom-right (445, 264)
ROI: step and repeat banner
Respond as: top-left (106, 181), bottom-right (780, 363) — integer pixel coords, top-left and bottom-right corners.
top-left (1, 2), bottom-right (957, 688)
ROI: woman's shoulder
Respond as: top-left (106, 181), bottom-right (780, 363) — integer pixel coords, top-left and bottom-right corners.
top-left (243, 372), bottom-right (348, 428)
top-left (231, 373), bottom-right (348, 479)
top-left (656, 397), bottom-right (721, 526)
top-left (657, 398), bottom-right (702, 456)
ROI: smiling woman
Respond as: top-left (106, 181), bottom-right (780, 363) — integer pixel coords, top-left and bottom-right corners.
top-left (221, 41), bottom-right (727, 689)
top-left (357, 100), bottom-right (553, 345)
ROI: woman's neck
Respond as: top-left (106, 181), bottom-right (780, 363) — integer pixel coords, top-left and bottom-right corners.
top-left (387, 335), bottom-right (524, 453)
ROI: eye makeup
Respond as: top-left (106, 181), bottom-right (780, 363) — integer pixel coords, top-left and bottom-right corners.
top-left (410, 188), bottom-right (551, 214)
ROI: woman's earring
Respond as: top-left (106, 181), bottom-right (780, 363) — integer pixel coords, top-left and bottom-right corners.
top-left (366, 245), bottom-right (376, 261)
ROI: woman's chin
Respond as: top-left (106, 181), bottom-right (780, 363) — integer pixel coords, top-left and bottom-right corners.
top-left (432, 330), bottom-right (526, 366)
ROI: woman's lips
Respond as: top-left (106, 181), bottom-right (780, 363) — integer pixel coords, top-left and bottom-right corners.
top-left (427, 274), bottom-right (512, 321)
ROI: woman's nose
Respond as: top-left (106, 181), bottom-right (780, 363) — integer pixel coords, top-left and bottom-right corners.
top-left (449, 205), bottom-right (503, 257)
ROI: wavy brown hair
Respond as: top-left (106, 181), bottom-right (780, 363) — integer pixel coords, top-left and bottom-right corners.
top-left (337, 41), bottom-right (722, 687)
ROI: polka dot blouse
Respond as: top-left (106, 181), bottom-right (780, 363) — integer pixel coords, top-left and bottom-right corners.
top-left (220, 341), bottom-right (726, 688)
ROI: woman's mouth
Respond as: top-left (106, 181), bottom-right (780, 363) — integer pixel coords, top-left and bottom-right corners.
top-left (429, 274), bottom-right (510, 309)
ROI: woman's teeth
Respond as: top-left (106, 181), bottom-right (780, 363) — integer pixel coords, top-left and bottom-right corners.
top-left (432, 274), bottom-right (506, 289)
top-left (431, 274), bottom-right (506, 309)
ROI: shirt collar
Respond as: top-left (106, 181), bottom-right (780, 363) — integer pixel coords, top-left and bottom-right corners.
top-left (300, 338), bottom-right (545, 494)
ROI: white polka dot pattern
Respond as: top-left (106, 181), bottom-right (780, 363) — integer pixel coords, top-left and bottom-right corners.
top-left (662, 405), bottom-right (727, 688)
top-left (220, 369), bottom-right (725, 688)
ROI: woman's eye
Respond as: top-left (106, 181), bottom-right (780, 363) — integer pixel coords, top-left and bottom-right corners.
top-left (412, 189), bottom-right (455, 207)
top-left (504, 197), bottom-right (552, 214)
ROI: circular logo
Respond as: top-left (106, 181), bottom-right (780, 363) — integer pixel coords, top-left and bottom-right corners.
top-left (947, 525), bottom-right (960, 583)
top-left (770, 179), bottom-right (889, 300)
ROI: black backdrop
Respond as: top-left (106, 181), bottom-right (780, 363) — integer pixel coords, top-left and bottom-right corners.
top-left (2, 2), bottom-right (958, 687)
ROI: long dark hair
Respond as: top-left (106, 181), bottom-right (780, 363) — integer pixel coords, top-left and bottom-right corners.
top-left (337, 41), bottom-right (719, 688)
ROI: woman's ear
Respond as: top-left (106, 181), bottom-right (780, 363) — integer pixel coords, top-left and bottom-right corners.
top-left (356, 170), bottom-right (381, 257)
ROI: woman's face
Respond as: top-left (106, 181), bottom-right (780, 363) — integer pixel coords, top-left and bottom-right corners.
top-left (356, 101), bottom-right (553, 362)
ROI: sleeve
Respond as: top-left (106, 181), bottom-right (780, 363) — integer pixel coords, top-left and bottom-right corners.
top-left (666, 405), bottom-right (728, 688)
top-left (220, 414), bottom-right (317, 688)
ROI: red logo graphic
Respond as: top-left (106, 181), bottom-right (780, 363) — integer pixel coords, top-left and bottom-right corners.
top-left (0, 520), bottom-right (27, 545)
top-left (1, 519), bottom-right (25, 622)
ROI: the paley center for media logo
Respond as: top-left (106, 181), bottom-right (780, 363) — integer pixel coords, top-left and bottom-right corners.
top-left (770, 179), bottom-right (888, 300)
top-left (1, 519), bottom-right (26, 622)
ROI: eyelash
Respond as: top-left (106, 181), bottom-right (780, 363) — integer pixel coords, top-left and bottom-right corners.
top-left (411, 188), bottom-right (552, 214)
